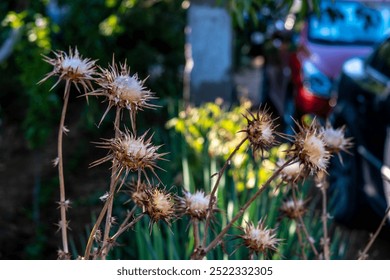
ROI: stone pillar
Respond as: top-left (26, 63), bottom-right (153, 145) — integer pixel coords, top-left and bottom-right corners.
top-left (184, 0), bottom-right (233, 105)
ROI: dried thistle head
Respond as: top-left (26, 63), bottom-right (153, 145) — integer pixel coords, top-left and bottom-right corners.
top-left (126, 182), bottom-right (177, 227)
top-left (145, 187), bottom-right (176, 226)
top-left (278, 159), bottom-right (304, 183)
top-left (126, 181), bottom-right (150, 209)
top-left (91, 128), bottom-right (166, 182)
top-left (241, 107), bottom-right (279, 156)
top-left (280, 198), bottom-right (307, 219)
top-left (85, 58), bottom-right (157, 126)
top-left (289, 119), bottom-right (330, 175)
top-left (320, 121), bottom-right (353, 163)
top-left (57, 249), bottom-right (71, 260)
top-left (39, 46), bottom-right (96, 94)
top-left (180, 190), bottom-right (213, 220)
top-left (238, 219), bottom-right (281, 256)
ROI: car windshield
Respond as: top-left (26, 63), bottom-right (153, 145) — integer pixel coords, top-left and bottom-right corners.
top-left (308, 1), bottom-right (390, 45)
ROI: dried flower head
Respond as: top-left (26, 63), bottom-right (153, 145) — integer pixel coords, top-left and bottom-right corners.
top-left (280, 198), bottom-right (306, 219)
top-left (91, 128), bottom-right (166, 182)
top-left (85, 58), bottom-right (157, 126)
top-left (145, 187), bottom-right (176, 226)
top-left (278, 159), bottom-right (304, 183)
top-left (181, 190), bottom-right (212, 220)
top-left (57, 249), bottom-right (71, 260)
top-left (320, 122), bottom-right (353, 162)
top-left (126, 182), bottom-right (177, 227)
top-left (289, 119), bottom-right (330, 175)
top-left (125, 180), bottom-right (151, 209)
top-left (129, 182), bottom-right (150, 208)
top-left (239, 219), bottom-right (281, 256)
top-left (39, 47), bottom-right (96, 95)
top-left (241, 107), bottom-right (279, 156)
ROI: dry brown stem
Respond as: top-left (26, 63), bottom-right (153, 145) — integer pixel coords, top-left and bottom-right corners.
top-left (57, 80), bottom-right (71, 256)
top-left (101, 107), bottom-right (122, 259)
top-left (201, 136), bottom-right (248, 247)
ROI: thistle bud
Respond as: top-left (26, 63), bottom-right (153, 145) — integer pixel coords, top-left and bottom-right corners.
top-left (39, 47), bottom-right (96, 94)
top-left (84, 59), bottom-right (157, 125)
top-left (182, 190), bottom-right (212, 220)
top-left (280, 198), bottom-right (306, 219)
top-left (242, 108), bottom-right (278, 156)
top-left (289, 119), bottom-right (330, 175)
top-left (320, 122), bottom-right (353, 163)
top-left (146, 188), bottom-right (176, 225)
top-left (239, 219), bottom-right (281, 256)
top-left (91, 129), bottom-right (166, 180)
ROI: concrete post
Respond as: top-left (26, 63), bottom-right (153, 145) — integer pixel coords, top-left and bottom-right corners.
top-left (184, 0), bottom-right (233, 105)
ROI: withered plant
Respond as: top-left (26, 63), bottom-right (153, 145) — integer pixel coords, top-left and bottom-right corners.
top-left (39, 47), bottom-right (97, 259)
top-left (40, 47), bottom-right (387, 260)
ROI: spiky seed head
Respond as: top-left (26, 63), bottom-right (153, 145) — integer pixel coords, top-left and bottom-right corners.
top-left (239, 219), bottom-right (281, 256)
top-left (146, 188), bottom-right (176, 225)
top-left (85, 59), bottom-right (157, 125)
top-left (39, 47), bottom-right (96, 94)
top-left (242, 108), bottom-right (278, 156)
top-left (278, 159), bottom-right (304, 183)
top-left (91, 129), bottom-right (166, 180)
top-left (126, 182), bottom-right (177, 226)
top-left (280, 198), bottom-right (306, 219)
top-left (57, 249), bottom-right (71, 260)
top-left (289, 119), bottom-right (330, 174)
top-left (129, 182), bottom-right (150, 209)
top-left (182, 190), bottom-right (212, 220)
top-left (320, 122), bottom-right (353, 156)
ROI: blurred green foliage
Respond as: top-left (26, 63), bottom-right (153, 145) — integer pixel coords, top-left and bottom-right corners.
top-left (167, 100), bottom-right (290, 192)
top-left (220, 0), bottom-right (320, 29)
top-left (0, 0), bottom-right (185, 148)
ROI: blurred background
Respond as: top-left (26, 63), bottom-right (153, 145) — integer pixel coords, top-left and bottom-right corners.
top-left (1, 0), bottom-right (390, 260)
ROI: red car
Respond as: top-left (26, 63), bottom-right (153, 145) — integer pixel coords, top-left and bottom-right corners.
top-left (264, 0), bottom-right (390, 121)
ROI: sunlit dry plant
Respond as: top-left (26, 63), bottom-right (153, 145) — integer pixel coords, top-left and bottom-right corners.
top-left (39, 46), bottom-right (97, 258)
top-left (277, 159), bottom-right (304, 183)
top-left (320, 121), bottom-right (353, 163)
top-left (91, 128), bottom-right (167, 185)
top-left (126, 181), bottom-right (150, 209)
top-left (39, 46), bottom-right (96, 94)
top-left (289, 119), bottom-right (330, 175)
top-left (238, 219), bottom-right (281, 258)
top-left (180, 190), bottom-right (215, 220)
top-left (145, 187), bottom-right (177, 227)
top-left (57, 249), bottom-right (71, 260)
top-left (85, 58), bottom-right (157, 128)
top-left (280, 198), bottom-right (307, 219)
top-left (241, 107), bottom-right (280, 156)
top-left (126, 181), bottom-right (177, 226)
